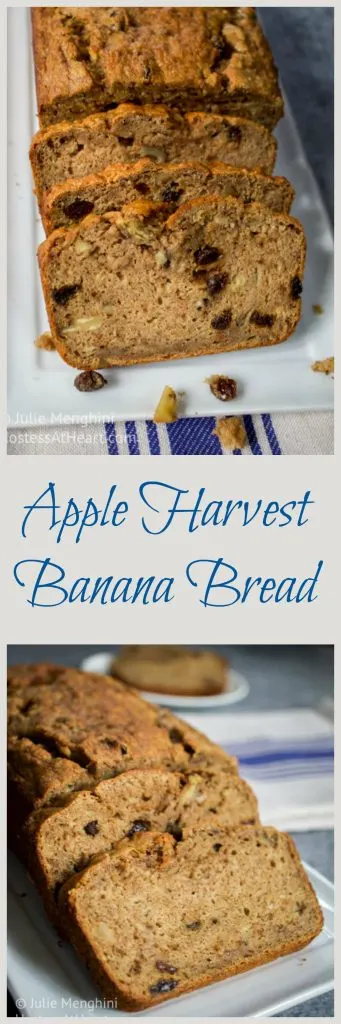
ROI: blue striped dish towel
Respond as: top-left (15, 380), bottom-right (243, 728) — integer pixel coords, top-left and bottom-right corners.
top-left (183, 709), bottom-right (334, 830)
top-left (104, 411), bottom-right (333, 456)
top-left (105, 413), bottom-right (282, 455)
top-left (7, 411), bottom-right (333, 455)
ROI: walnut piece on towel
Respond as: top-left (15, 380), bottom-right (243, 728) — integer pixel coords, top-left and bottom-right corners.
top-left (213, 416), bottom-right (247, 450)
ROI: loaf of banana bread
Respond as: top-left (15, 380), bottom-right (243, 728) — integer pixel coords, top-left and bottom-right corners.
top-left (32, 8), bottom-right (283, 128)
top-left (60, 826), bottom-right (323, 1010)
top-left (30, 103), bottom-right (278, 206)
top-left (42, 159), bottom-right (294, 234)
top-left (25, 768), bottom-right (258, 928)
top-left (7, 663), bottom-right (237, 831)
top-left (38, 196), bottom-right (306, 370)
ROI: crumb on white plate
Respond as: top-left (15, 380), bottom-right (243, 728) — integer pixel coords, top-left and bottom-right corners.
top-left (311, 357), bottom-right (334, 376)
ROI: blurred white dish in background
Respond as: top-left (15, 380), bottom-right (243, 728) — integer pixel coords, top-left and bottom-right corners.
top-left (81, 651), bottom-right (250, 709)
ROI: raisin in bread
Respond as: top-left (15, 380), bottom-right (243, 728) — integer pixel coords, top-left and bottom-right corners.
top-left (38, 197), bottom-right (306, 370)
top-left (60, 826), bottom-right (323, 1011)
top-left (32, 8), bottom-right (283, 128)
top-left (30, 104), bottom-right (277, 205)
top-left (7, 663), bottom-right (237, 829)
top-left (25, 768), bottom-right (258, 929)
top-left (42, 159), bottom-right (294, 234)
top-left (113, 645), bottom-right (228, 697)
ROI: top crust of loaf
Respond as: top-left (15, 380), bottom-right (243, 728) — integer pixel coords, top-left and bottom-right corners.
top-left (32, 8), bottom-right (283, 128)
top-left (7, 663), bottom-right (236, 816)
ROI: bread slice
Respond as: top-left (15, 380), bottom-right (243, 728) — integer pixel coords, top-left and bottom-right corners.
top-left (38, 196), bottom-right (306, 370)
top-left (113, 645), bottom-right (228, 696)
top-left (30, 103), bottom-right (277, 204)
top-left (31, 8), bottom-right (283, 128)
top-left (60, 826), bottom-right (324, 1011)
top-left (25, 768), bottom-right (258, 928)
top-left (7, 663), bottom-right (237, 828)
top-left (42, 159), bottom-right (294, 234)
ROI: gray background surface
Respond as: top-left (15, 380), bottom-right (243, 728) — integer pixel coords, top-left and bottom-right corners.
top-left (260, 7), bottom-right (334, 223)
top-left (8, 644), bottom-right (334, 1017)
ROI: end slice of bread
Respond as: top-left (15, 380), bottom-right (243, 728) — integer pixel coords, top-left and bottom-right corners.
top-left (60, 825), bottom-right (324, 1010)
top-left (38, 195), bottom-right (306, 370)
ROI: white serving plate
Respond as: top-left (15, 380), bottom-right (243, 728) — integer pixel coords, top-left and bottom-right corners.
top-left (81, 651), bottom-right (249, 708)
top-left (7, 852), bottom-right (334, 1018)
top-left (7, 9), bottom-right (334, 427)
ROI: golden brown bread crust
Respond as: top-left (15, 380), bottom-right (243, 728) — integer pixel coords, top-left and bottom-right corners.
top-left (38, 196), bottom-right (306, 370)
top-left (30, 103), bottom-right (278, 206)
top-left (59, 827), bottom-right (324, 1011)
top-left (32, 8), bottom-right (283, 128)
top-left (24, 769), bottom-right (258, 930)
top-left (7, 663), bottom-right (237, 828)
top-left (41, 158), bottom-right (294, 234)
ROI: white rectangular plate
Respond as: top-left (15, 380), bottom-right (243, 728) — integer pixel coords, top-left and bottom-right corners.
top-left (7, 9), bottom-right (334, 427)
top-left (7, 852), bottom-right (334, 1018)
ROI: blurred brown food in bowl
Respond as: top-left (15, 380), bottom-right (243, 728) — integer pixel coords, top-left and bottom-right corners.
top-left (112, 645), bottom-right (228, 697)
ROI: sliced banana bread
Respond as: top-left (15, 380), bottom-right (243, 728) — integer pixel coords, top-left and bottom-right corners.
top-left (25, 768), bottom-right (258, 928)
top-left (32, 8), bottom-right (283, 128)
top-left (7, 663), bottom-right (237, 827)
top-left (60, 826), bottom-right (323, 1011)
top-left (42, 159), bottom-right (294, 234)
top-left (38, 196), bottom-right (306, 370)
top-left (30, 104), bottom-right (277, 204)
top-left (113, 644), bottom-right (228, 696)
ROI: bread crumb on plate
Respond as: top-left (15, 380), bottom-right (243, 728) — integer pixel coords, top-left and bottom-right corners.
top-left (34, 332), bottom-right (55, 351)
top-left (311, 357), bottom-right (334, 376)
